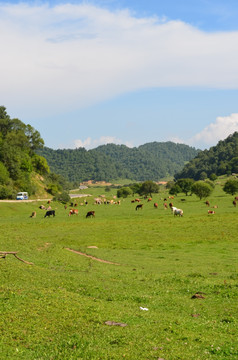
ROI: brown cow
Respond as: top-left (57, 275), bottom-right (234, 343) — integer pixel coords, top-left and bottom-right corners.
top-left (30, 211), bottom-right (36, 218)
top-left (233, 200), bottom-right (237, 207)
top-left (69, 209), bottom-right (79, 216)
top-left (208, 210), bottom-right (215, 214)
top-left (205, 200), bottom-right (210, 206)
top-left (136, 204), bottom-right (143, 210)
top-left (86, 211), bottom-right (95, 218)
top-left (163, 202), bottom-right (168, 209)
top-left (154, 203), bottom-right (158, 208)
top-left (147, 198), bottom-right (152, 202)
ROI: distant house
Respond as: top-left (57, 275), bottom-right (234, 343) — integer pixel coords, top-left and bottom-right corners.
top-left (79, 185), bottom-right (88, 190)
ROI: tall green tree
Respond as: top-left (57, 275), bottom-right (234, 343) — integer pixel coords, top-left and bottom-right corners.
top-left (223, 179), bottom-right (238, 196)
top-left (169, 184), bottom-right (182, 196)
top-left (191, 181), bottom-right (213, 200)
top-left (138, 180), bottom-right (159, 197)
top-left (176, 178), bottom-right (194, 196)
top-left (129, 183), bottom-right (142, 196)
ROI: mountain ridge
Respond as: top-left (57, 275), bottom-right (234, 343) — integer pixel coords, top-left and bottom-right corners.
top-left (37, 141), bottom-right (200, 182)
top-left (175, 132), bottom-right (238, 180)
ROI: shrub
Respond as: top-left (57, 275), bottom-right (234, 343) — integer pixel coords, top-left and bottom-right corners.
top-left (117, 187), bottom-right (133, 198)
top-left (0, 185), bottom-right (16, 199)
top-left (53, 191), bottom-right (71, 203)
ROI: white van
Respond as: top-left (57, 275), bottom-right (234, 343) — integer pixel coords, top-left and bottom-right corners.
top-left (16, 192), bottom-right (28, 200)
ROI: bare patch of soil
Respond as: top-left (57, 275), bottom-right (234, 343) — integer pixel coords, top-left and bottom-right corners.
top-left (38, 242), bottom-right (52, 251)
top-left (65, 248), bottom-right (120, 265)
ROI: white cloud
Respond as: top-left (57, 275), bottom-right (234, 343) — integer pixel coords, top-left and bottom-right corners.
top-left (73, 136), bottom-right (133, 149)
top-left (189, 113), bottom-right (238, 147)
top-left (168, 136), bottom-right (186, 144)
top-left (1, 3), bottom-right (238, 117)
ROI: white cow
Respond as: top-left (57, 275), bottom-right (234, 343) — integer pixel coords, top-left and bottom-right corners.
top-left (171, 206), bottom-right (183, 217)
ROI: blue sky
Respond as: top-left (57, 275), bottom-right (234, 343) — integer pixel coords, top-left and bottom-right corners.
top-left (1, 0), bottom-right (238, 150)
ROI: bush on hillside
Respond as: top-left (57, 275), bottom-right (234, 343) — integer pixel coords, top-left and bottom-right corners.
top-left (53, 191), bottom-right (71, 203)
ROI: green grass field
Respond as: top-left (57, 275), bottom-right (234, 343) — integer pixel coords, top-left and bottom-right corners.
top-left (0, 184), bottom-right (237, 359)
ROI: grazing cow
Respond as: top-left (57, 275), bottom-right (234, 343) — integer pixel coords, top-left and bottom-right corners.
top-left (154, 203), bottom-right (158, 208)
top-left (131, 200), bottom-right (135, 203)
top-left (169, 202), bottom-right (173, 209)
top-left (30, 211), bottom-right (36, 218)
top-left (163, 202), bottom-right (168, 210)
top-left (47, 200), bottom-right (51, 204)
top-left (86, 211), bottom-right (95, 218)
top-left (205, 200), bottom-right (210, 206)
top-left (39, 205), bottom-right (46, 210)
top-left (147, 198), bottom-right (152, 202)
top-left (74, 203), bottom-right (78, 207)
top-left (213, 205), bottom-right (218, 209)
top-left (44, 210), bottom-right (55, 218)
top-left (233, 200), bottom-right (237, 207)
top-left (64, 205), bottom-right (67, 209)
top-left (68, 209), bottom-right (78, 216)
top-left (136, 204), bottom-right (143, 210)
top-left (174, 208), bottom-right (183, 217)
top-left (171, 207), bottom-right (183, 216)
top-left (235, 196), bottom-right (238, 201)
top-left (135, 198), bottom-right (141, 202)
top-left (208, 210), bottom-right (215, 214)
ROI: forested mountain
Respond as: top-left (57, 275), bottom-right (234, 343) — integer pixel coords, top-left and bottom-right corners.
top-left (0, 106), bottom-right (49, 198)
top-left (38, 142), bottom-right (200, 182)
top-left (175, 132), bottom-right (238, 180)
top-left (0, 106), bottom-right (71, 199)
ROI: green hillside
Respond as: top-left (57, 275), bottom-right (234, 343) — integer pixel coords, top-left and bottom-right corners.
top-left (0, 106), bottom-right (72, 199)
top-left (0, 106), bottom-right (49, 198)
top-left (175, 132), bottom-right (238, 180)
top-left (38, 142), bottom-right (200, 182)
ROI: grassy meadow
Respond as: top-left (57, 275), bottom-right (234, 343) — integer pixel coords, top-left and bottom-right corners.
top-left (0, 182), bottom-right (237, 359)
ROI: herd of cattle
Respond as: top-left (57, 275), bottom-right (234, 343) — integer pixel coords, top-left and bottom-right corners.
top-left (29, 195), bottom-right (238, 219)
top-left (29, 200), bottom-right (95, 219)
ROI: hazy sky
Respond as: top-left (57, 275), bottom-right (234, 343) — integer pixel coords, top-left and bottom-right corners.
top-left (1, 0), bottom-right (238, 150)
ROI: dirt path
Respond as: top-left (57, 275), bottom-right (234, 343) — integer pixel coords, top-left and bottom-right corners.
top-left (65, 248), bottom-right (121, 265)
top-left (0, 199), bottom-right (52, 203)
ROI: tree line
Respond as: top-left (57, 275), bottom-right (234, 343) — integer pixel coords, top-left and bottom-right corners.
top-left (37, 142), bottom-right (200, 183)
